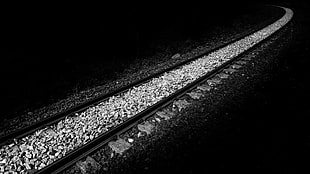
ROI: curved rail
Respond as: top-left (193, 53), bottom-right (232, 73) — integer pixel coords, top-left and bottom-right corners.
top-left (0, 6), bottom-right (293, 174)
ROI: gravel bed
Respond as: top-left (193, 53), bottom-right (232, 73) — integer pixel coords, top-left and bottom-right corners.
top-left (0, 5), bottom-right (283, 138)
top-left (90, 13), bottom-right (294, 174)
top-left (0, 7), bottom-right (293, 173)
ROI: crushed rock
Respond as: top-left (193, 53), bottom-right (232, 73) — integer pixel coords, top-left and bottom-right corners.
top-left (197, 84), bottom-right (212, 92)
top-left (156, 111), bottom-right (170, 120)
top-left (223, 68), bottom-right (237, 74)
top-left (76, 156), bottom-right (101, 174)
top-left (186, 91), bottom-right (204, 100)
top-left (156, 108), bottom-right (175, 120)
top-left (137, 132), bottom-right (143, 138)
top-left (171, 53), bottom-right (181, 59)
top-left (155, 117), bottom-right (161, 122)
top-left (173, 99), bottom-right (190, 112)
top-left (137, 121), bottom-right (154, 135)
top-left (207, 77), bottom-right (222, 86)
top-left (45, 128), bottom-right (57, 137)
top-left (216, 73), bottom-right (229, 79)
top-left (108, 139), bottom-right (132, 155)
top-left (128, 138), bottom-right (134, 143)
top-left (231, 64), bottom-right (242, 69)
top-left (235, 60), bottom-right (247, 65)
top-left (241, 57), bottom-right (252, 61)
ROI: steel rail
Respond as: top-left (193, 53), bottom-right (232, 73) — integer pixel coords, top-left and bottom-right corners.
top-left (0, 6), bottom-right (284, 146)
top-left (36, 6), bottom-right (292, 174)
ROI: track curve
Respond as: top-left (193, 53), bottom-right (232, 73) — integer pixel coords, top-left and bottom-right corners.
top-left (0, 6), bottom-right (293, 174)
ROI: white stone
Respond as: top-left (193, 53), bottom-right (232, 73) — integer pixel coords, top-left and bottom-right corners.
top-left (0, 158), bottom-right (6, 164)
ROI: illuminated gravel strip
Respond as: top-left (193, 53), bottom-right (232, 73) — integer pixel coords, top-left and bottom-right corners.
top-left (0, 7), bottom-right (293, 173)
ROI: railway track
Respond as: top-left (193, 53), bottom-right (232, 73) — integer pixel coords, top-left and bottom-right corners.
top-left (0, 6), bottom-right (293, 174)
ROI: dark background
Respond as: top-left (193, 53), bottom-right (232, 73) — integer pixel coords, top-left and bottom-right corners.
top-left (0, 2), bottom-right (308, 115)
top-left (0, 1), bottom-right (310, 173)
top-left (0, 2), bottom-right (258, 117)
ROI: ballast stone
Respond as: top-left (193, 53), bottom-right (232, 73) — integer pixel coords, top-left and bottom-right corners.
top-left (108, 139), bottom-right (132, 155)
